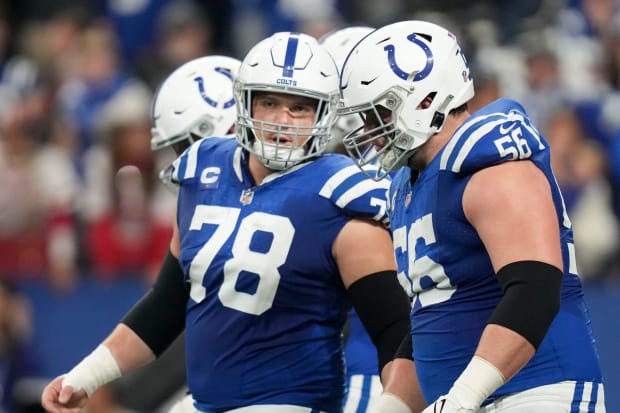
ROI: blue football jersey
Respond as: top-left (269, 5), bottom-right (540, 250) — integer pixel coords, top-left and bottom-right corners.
top-left (170, 137), bottom-right (390, 412)
top-left (342, 308), bottom-right (381, 413)
top-left (389, 98), bottom-right (603, 403)
top-left (344, 309), bottom-right (378, 377)
top-left (341, 147), bottom-right (387, 413)
top-left (344, 152), bottom-right (386, 381)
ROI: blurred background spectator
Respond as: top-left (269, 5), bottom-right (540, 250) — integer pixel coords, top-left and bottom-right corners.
top-left (134, 0), bottom-right (216, 90)
top-left (0, 63), bottom-right (80, 291)
top-left (0, 0), bottom-right (617, 411)
top-left (79, 81), bottom-right (174, 283)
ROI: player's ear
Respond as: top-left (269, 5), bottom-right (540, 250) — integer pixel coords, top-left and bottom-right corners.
top-left (418, 93), bottom-right (434, 110)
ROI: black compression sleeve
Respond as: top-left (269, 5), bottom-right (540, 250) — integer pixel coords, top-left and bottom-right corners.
top-left (121, 251), bottom-right (189, 357)
top-left (488, 260), bottom-right (562, 349)
top-left (347, 271), bottom-right (411, 374)
top-left (395, 328), bottom-right (413, 360)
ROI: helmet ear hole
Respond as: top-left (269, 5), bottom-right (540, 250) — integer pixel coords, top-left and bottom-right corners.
top-left (430, 112), bottom-right (445, 129)
top-left (414, 32), bottom-right (432, 42)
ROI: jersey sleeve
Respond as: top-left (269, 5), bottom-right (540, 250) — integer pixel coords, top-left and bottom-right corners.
top-left (171, 137), bottom-right (234, 186)
top-left (317, 155), bottom-right (391, 225)
top-left (438, 98), bottom-right (548, 174)
top-left (170, 140), bottom-right (202, 186)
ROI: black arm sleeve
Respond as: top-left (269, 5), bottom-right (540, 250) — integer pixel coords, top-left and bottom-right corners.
top-left (395, 327), bottom-right (413, 360)
top-left (488, 260), bottom-right (562, 349)
top-left (347, 270), bottom-right (411, 374)
top-left (121, 251), bottom-right (189, 357)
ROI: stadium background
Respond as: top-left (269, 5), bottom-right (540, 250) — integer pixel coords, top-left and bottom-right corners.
top-left (0, 0), bottom-right (619, 412)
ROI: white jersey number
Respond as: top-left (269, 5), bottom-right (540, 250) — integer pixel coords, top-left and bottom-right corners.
top-left (494, 121), bottom-right (533, 161)
top-left (188, 205), bottom-right (294, 315)
top-left (392, 213), bottom-right (456, 307)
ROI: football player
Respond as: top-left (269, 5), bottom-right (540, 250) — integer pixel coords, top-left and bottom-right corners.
top-left (338, 20), bottom-right (606, 413)
top-left (41, 32), bottom-right (423, 413)
top-left (152, 54), bottom-right (242, 412)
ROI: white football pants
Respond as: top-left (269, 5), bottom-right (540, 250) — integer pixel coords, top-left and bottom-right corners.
top-left (479, 381), bottom-right (605, 413)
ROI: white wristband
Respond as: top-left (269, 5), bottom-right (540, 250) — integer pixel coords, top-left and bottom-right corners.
top-left (369, 393), bottom-right (412, 413)
top-left (449, 356), bottom-right (506, 409)
top-left (61, 344), bottom-right (122, 397)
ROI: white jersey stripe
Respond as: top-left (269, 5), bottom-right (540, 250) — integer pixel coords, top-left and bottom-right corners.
top-left (522, 121), bottom-right (546, 151)
top-left (335, 179), bottom-right (390, 209)
top-left (440, 113), bottom-right (500, 170)
top-left (335, 180), bottom-right (390, 214)
top-left (233, 147), bottom-right (243, 182)
top-left (171, 156), bottom-right (181, 183)
top-left (449, 118), bottom-right (505, 173)
top-left (184, 140), bottom-right (201, 179)
top-left (319, 164), bottom-right (366, 198)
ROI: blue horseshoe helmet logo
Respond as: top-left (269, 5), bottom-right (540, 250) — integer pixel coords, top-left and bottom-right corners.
top-left (384, 33), bottom-right (434, 82)
top-left (193, 67), bottom-right (236, 109)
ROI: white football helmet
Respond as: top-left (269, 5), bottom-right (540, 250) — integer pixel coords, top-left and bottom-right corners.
top-left (151, 55), bottom-right (241, 154)
top-left (338, 20), bottom-right (475, 179)
top-left (234, 32), bottom-right (339, 170)
top-left (320, 26), bottom-right (375, 72)
top-left (320, 26), bottom-right (375, 153)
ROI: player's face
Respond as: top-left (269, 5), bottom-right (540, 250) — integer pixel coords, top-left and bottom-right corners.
top-left (361, 105), bottom-right (393, 149)
top-left (251, 92), bottom-right (318, 148)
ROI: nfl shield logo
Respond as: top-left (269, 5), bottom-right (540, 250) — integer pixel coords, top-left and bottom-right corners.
top-left (240, 188), bottom-right (254, 205)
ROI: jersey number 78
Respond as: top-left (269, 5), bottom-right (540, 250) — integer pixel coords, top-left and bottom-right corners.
top-left (187, 205), bottom-right (295, 315)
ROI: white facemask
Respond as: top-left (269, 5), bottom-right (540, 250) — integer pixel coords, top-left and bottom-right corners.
top-left (252, 140), bottom-right (307, 170)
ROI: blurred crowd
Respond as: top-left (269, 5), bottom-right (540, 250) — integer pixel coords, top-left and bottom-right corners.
top-left (1, 0), bottom-right (620, 411)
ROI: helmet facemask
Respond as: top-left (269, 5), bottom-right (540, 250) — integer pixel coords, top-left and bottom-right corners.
top-left (235, 87), bottom-right (334, 171)
top-left (233, 32), bottom-right (339, 171)
top-left (341, 90), bottom-right (414, 180)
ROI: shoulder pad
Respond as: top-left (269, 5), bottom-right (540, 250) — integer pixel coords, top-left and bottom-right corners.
top-left (439, 98), bottom-right (547, 174)
top-left (315, 154), bottom-right (391, 225)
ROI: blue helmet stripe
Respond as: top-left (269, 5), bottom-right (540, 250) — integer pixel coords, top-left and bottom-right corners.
top-left (194, 76), bottom-right (217, 107)
top-left (214, 66), bottom-right (233, 81)
top-left (282, 33), bottom-right (300, 78)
